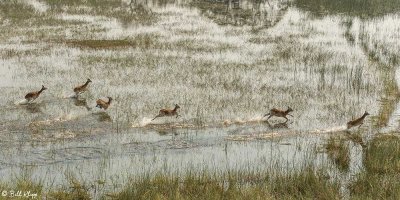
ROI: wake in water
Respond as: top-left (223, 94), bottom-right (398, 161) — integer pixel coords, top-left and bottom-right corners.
top-left (132, 117), bottom-right (200, 128)
top-left (133, 115), bottom-right (267, 129)
top-left (310, 125), bottom-right (348, 134)
top-left (226, 125), bottom-right (349, 141)
top-left (223, 116), bottom-right (265, 125)
top-left (40, 111), bottom-right (89, 124)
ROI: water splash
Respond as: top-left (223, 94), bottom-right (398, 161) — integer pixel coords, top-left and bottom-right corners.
top-left (14, 99), bottom-right (29, 105)
top-left (138, 117), bottom-right (153, 127)
top-left (58, 112), bottom-right (83, 121)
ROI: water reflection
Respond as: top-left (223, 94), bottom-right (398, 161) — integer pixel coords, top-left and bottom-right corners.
top-left (23, 103), bottom-right (43, 114)
top-left (264, 120), bottom-right (290, 129)
top-left (73, 98), bottom-right (91, 111)
top-left (192, 0), bottom-right (289, 27)
top-left (380, 67), bottom-right (400, 133)
top-left (126, 0), bottom-right (289, 27)
top-left (93, 111), bottom-right (112, 122)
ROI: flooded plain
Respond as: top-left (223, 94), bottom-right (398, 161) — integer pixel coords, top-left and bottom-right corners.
top-left (0, 0), bottom-right (400, 197)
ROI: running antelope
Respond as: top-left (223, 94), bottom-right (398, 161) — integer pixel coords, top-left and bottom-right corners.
top-left (263, 107), bottom-right (293, 122)
top-left (96, 97), bottom-right (112, 110)
top-left (25, 85), bottom-right (47, 103)
top-left (347, 111), bottom-right (369, 129)
top-left (152, 104), bottom-right (181, 120)
top-left (74, 78), bottom-right (92, 95)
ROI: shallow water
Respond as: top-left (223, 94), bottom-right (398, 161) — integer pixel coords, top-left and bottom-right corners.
top-left (0, 0), bottom-right (400, 197)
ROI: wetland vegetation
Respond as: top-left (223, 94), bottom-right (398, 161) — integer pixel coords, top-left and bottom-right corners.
top-left (0, 0), bottom-right (400, 199)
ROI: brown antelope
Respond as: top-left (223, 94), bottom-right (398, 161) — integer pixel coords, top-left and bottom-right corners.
top-left (74, 78), bottom-right (92, 95)
top-left (96, 97), bottom-right (112, 110)
top-left (263, 107), bottom-right (293, 122)
top-left (25, 85), bottom-right (47, 102)
top-left (347, 111), bottom-right (369, 129)
top-left (152, 104), bottom-right (181, 120)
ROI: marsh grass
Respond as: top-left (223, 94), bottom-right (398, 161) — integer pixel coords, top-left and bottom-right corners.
top-left (3, 134), bottom-right (400, 199)
top-left (349, 135), bottom-right (400, 199)
top-left (0, 166), bottom-right (340, 199)
top-left (44, 0), bottom-right (157, 25)
top-left (39, 173), bottom-right (91, 200)
top-left (0, 1), bottom-right (40, 23)
top-left (45, 0), bottom-right (122, 7)
top-left (113, 167), bottom-right (340, 200)
top-left (0, 1), bottom-right (399, 198)
top-left (66, 39), bottom-right (139, 49)
top-left (0, 0), bottom-right (383, 130)
top-left (64, 32), bottom-right (159, 49)
top-left (0, 178), bottom-right (43, 200)
top-left (350, 173), bottom-right (400, 200)
top-left (357, 28), bottom-right (400, 127)
top-left (0, 1), bottom-right (80, 27)
top-left (363, 135), bottom-right (400, 174)
top-left (325, 136), bottom-right (350, 172)
top-left (294, 0), bottom-right (400, 18)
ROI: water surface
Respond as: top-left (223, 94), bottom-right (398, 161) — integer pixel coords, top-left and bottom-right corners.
top-left (0, 0), bottom-right (399, 197)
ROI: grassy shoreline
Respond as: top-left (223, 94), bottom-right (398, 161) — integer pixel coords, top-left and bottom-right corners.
top-left (1, 134), bottom-right (399, 199)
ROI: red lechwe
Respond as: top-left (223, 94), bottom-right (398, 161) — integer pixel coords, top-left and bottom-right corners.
top-left (73, 78), bottom-right (92, 96)
top-left (152, 104), bottom-right (181, 121)
top-left (347, 111), bottom-right (369, 129)
top-left (263, 107), bottom-right (293, 122)
top-left (25, 85), bottom-right (47, 103)
top-left (96, 97), bottom-right (112, 110)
